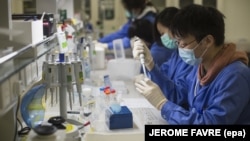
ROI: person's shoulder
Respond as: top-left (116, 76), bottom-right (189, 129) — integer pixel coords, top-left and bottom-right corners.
top-left (150, 43), bottom-right (173, 52)
top-left (150, 42), bottom-right (161, 49)
top-left (140, 6), bottom-right (157, 20)
top-left (226, 61), bottom-right (249, 72)
top-left (219, 61), bottom-right (250, 80)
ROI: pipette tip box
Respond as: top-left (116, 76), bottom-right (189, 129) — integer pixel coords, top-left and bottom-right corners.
top-left (105, 106), bottom-right (133, 130)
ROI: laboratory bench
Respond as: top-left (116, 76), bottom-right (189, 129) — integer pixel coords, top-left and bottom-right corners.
top-left (86, 69), bottom-right (166, 138)
top-left (24, 69), bottom-right (166, 141)
top-left (0, 33), bottom-right (166, 140)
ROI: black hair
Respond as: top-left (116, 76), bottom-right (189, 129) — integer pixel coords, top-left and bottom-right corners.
top-left (170, 4), bottom-right (225, 46)
top-left (121, 0), bottom-right (146, 11)
top-left (153, 7), bottom-right (179, 46)
top-left (128, 19), bottom-right (154, 48)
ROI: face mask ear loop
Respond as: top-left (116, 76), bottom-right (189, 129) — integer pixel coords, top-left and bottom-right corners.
top-left (191, 37), bottom-right (206, 58)
top-left (199, 46), bottom-right (208, 59)
top-left (197, 38), bottom-right (209, 59)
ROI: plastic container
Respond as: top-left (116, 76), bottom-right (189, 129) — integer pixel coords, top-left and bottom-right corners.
top-left (20, 84), bottom-right (46, 128)
top-left (56, 26), bottom-right (68, 53)
top-left (107, 59), bottom-right (141, 81)
top-left (109, 89), bottom-right (121, 113)
top-left (113, 39), bottom-right (125, 59)
top-left (92, 46), bottom-right (105, 70)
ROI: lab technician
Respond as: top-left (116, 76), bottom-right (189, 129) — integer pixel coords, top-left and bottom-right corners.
top-left (128, 19), bottom-right (173, 67)
top-left (149, 7), bottom-right (179, 66)
top-left (134, 7), bottom-right (194, 99)
top-left (134, 4), bottom-right (250, 124)
top-left (97, 0), bottom-right (157, 49)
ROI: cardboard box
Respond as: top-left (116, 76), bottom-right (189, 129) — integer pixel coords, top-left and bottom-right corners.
top-left (12, 20), bottom-right (43, 45)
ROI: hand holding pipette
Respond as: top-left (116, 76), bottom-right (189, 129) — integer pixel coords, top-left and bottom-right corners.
top-left (132, 36), bottom-right (154, 75)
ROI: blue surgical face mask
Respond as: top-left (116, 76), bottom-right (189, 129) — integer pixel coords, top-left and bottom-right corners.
top-left (160, 33), bottom-right (177, 49)
top-left (178, 41), bottom-right (208, 65)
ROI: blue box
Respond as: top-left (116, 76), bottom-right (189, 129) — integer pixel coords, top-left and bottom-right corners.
top-left (105, 106), bottom-right (133, 130)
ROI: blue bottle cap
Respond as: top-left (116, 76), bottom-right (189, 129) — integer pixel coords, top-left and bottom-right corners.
top-left (59, 53), bottom-right (65, 62)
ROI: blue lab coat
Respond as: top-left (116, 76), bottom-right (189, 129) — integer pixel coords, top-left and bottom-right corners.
top-left (149, 49), bottom-right (194, 107)
top-left (150, 42), bottom-right (174, 67)
top-left (152, 60), bottom-right (250, 124)
top-left (98, 6), bottom-right (157, 49)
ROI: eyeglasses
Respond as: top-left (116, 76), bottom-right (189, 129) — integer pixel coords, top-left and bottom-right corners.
top-left (175, 39), bottom-right (196, 48)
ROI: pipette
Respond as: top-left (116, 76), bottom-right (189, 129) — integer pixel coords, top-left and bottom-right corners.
top-left (65, 55), bottom-right (73, 110)
top-left (42, 53), bottom-right (50, 102)
top-left (134, 37), bottom-right (148, 78)
top-left (72, 56), bottom-right (84, 106)
top-left (140, 53), bottom-right (147, 78)
top-left (47, 54), bottom-right (58, 107)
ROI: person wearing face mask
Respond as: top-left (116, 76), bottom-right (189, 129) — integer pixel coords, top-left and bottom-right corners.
top-left (96, 0), bottom-right (157, 50)
top-left (133, 4), bottom-right (250, 124)
top-left (152, 7), bottom-right (194, 85)
top-left (128, 19), bottom-right (173, 68)
top-left (133, 7), bottom-right (194, 100)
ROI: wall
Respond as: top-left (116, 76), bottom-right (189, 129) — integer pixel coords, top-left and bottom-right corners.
top-left (11, 0), bottom-right (23, 14)
top-left (89, 0), bottom-right (127, 36)
top-left (166, 0), bottom-right (250, 50)
top-left (59, 0), bottom-right (74, 19)
top-left (10, 0), bottom-right (250, 47)
top-left (218, 0), bottom-right (250, 43)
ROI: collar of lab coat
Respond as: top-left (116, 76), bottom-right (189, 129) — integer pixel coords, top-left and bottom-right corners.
top-left (136, 6), bottom-right (157, 19)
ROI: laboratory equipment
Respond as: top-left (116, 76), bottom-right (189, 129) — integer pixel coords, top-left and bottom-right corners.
top-left (47, 54), bottom-right (59, 106)
top-left (103, 85), bottom-right (121, 113)
top-left (12, 14), bottom-right (44, 45)
top-left (65, 56), bottom-right (73, 110)
top-left (140, 53), bottom-right (147, 78)
top-left (106, 58), bottom-right (141, 81)
top-left (33, 124), bottom-right (57, 135)
top-left (26, 117), bottom-right (81, 141)
top-left (102, 81), bottom-right (131, 130)
top-left (57, 54), bottom-right (71, 119)
top-left (84, 36), bottom-right (95, 69)
top-left (105, 106), bottom-right (133, 130)
top-left (76, 36), bottom-right (97, 82)
top-left (134, 37), bottom-right (148, 78)
top-left (42, 53), bottom-right (50, 102)
top-left (104, 75), bottom-right (112, 89)
top-left (83, 55), bottom-right (91, 80)
top-left (81, 87), bottom-right (96, 123)
top-left (91, 46), bottom-right (105, 70)
top-left (72, 55), bottom-right (84, 106)
top-left (12, 13), bottom-right (55, 37)
top-left (41, 51), bottom-right (85, 120)
top-left (23, 51), bottom-right (85, 140)
top-left (109, 89), bottom-right (121, 113)
top-left (57, 26), bottom-right (68, 53)
top-left (113, 39), bottom-right (125, 59)
top-left (63, 23), bottom-right (77, 53)
top-left (103, 86), bottom-right (111, 107)
top-left (21, 84), bottom-right (46, 128)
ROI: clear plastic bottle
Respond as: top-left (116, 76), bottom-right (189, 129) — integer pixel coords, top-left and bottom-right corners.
top-left (103, 86), bottom-right (111, 107)
top-left (109, 89), bottom-right (121, 113)
top-left (98, 87), bottom-right (105, 109)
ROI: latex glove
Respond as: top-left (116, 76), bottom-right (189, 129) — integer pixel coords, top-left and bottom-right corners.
top-left (133, 39), bottom-right (154, 71)
top-left (133, 74), bottom-right (145, 83)
top-left (130, 37), bottom-right (136, 48)
top-left (135, 78), bottom-right (167, 110)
